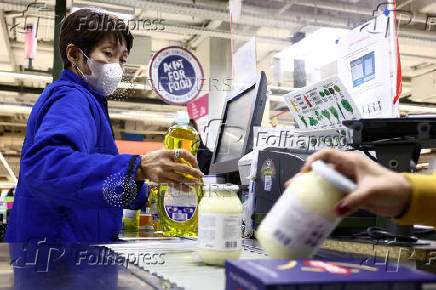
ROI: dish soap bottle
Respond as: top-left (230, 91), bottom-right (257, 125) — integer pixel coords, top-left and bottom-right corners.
top-left (122, 209), bottom-right (139, 233)
top-left (148, 182), bottom-right (161, 232)
top-left (159, 111), bottom-right (202, 236)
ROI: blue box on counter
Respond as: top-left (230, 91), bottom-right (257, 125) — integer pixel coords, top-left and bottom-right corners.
top-left (225, 258), bottom-right (436, 290)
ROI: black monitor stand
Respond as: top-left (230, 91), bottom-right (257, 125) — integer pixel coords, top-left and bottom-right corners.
top-left (369, 141), bottom-right (420, 237)
top-left (343, 118), bottom-right (436, 240)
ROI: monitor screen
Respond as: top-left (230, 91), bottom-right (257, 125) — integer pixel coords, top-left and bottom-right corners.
top-left (215, 86), bottom-right (256, 163)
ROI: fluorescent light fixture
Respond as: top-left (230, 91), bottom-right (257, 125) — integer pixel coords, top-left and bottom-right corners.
top-left (399, 104), bottom-right (436, 113)
top-left (275, 28), bottom-right (350, 72)
top-left (0, 183), bottom-right (17, 187)
top-left (0, 71), bottom-right (53, 82)
top-left (0, 71), bottom-right (150, 91)
top-left (71, 3), bottom-right (134, 23)
top-left (0, 152), bottom-right (17, 183)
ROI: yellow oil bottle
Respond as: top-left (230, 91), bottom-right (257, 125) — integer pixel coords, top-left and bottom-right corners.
top-left (148, 183), bottom-right (161, 231)
top-left (159, 111), bottom-right (202, 236)
top-left (122, 209), bottom-right (139, 232)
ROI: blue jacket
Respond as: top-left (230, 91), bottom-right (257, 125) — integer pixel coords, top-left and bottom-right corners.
top-left (5, 70), bottom-right (148, 243)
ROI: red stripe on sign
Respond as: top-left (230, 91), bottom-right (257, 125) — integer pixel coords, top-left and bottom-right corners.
top-left (304, 260), bottom-right (352, 275)
top-left (393, 0), bottom-right (403, 105)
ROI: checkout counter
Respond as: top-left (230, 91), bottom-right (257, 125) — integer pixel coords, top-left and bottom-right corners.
top-left (4, 233), bottom-right (436, 290)
top-left (4, 72), bottom-right (436, 289)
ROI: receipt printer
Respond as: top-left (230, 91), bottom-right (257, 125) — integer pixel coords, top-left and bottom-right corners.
top-left (240, 147), bottom-right (314, 227)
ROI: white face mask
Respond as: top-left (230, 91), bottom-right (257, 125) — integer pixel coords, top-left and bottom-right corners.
top-left (75, 50), bottom-right (123, 96)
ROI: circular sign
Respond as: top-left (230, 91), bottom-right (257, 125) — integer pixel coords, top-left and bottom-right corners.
top-left (149, 46), bottom-right (204, 105)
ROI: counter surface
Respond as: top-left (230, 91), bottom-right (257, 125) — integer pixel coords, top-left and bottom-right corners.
top-left (1, 236), bottom-right (436, 290)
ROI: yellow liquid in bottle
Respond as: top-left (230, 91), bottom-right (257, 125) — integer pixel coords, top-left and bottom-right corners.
top-left (164, 126), bottom-right (200, 179)
top-left (122, 209), bottom-right (140, 232)
top-left (158, 185), bottom-right (202, 236)
top-left (159, 123), bottom-right (203, 236)
top-left (149, 184), bottom-right (161, 231)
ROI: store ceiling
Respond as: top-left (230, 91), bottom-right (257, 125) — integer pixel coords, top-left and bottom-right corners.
top-left (0, 0), bottom-right (435, 181)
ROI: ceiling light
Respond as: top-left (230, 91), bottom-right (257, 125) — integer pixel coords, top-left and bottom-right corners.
top-left (0, 71), bottom-right (52, 82)
top-left (71, 3), bottom-right (134, 23)
top-left (0, 71), bottom-right (149, 90)
top-left (275, 28), bottom-right (351, 72)
top-left (399, 104), bottom-right (436, 113)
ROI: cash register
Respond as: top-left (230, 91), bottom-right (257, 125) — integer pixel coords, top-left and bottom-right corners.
top-left (208, 72), bottom-right (315, 230)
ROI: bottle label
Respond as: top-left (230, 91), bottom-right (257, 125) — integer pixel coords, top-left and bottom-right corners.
top-left (261, 189), bottom-right (337, 257)
top-left (264, 175), bottom-right (272, 192)
top-left (151, 202), bottom-right (159, 223)
top-left (198, 213), bottom-right (242, 251)
top-left (164, 187), bottom-right (197, 222)
top-left (150, 194), bottom-right (159, 223)
top-left (123, 209), bottom-right (137, 219)
top-left (152, 213), bottom-right (159, 225)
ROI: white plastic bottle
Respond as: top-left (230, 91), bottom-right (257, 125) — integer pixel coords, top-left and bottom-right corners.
top-left (198, 184), bottom-right (242, 265)
top-left (256, 160), bottom-right (356, 259)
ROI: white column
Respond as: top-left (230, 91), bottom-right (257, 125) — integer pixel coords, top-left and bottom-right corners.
top-left (207, 38), bottom-right (232, 151)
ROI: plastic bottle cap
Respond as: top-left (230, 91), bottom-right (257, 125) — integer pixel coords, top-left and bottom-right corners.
top-left (175, 111), bottom-right (190, 124)
top-left (203, 184), bottom-right (240, 191)
top-left (311, 160), bottom-right (357, 193)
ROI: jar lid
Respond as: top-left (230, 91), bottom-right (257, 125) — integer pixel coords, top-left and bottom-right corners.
top-left (202, 175), bottom-right (226, 185)
top-left (311, 160), bottom-right (357, 193)
top-left (203, 184), bottom-right (239, 191)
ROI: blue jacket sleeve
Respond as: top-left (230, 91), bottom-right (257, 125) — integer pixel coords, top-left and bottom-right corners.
top-left (21, 87), bottom-right (148, 209)
top-left (128, 181), bottom-right (148, 210)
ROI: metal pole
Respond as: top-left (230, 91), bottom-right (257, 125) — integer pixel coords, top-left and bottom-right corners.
top-left (52, 0), bottom-right (66, 81)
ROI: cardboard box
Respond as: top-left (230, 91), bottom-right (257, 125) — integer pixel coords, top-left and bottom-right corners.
top-left (225, 258), bottom-right (436, 290)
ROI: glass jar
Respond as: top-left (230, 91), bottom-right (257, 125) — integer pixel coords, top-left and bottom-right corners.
top-left (256, 160), bottom-right (356, 259)
top-left (198, 184), bottom-right (242, 265)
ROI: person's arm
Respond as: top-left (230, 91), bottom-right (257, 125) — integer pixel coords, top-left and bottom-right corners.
top-left (394, 173), bottom-right (436, 226)
top-left (21, 87), bottom-right (146, 209)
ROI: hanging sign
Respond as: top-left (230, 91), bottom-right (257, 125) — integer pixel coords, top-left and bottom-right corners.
top-left (149, 46), bottom-right (204, 105)
top-left (187, 93), bottom-right (209, 141)
top-left (337, 13), bottom-right (398, 118)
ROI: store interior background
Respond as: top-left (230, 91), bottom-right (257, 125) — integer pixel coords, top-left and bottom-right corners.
top-left (0, 0), bottom-right (435, 185)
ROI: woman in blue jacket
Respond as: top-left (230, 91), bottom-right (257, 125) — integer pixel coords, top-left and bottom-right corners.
top-left (5, 8), bottom-right (203, 243)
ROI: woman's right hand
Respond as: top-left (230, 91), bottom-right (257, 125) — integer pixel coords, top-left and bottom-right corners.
top-left (300, 149), bottom-right (413, 218)
top-left (135, 149), bottom-right (204, 192)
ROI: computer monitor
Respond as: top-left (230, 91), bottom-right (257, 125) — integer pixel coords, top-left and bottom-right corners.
top-left (209, 71), bottom-right (268, 176)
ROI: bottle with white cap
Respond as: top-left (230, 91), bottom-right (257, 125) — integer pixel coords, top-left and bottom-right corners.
top-left (164, 111), bottom-right (199, 163)
top-left (256, 160), bottom-right (357, 259)
top-left (198, 184), bottom-right (243, 265)
top-left (159, 111), bottom-right (202, 236)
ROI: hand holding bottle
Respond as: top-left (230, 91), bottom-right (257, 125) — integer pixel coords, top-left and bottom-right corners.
top-left (299, 149), bottom-right (412, 218)
top-left (135, 149), bottom-right (203, 192)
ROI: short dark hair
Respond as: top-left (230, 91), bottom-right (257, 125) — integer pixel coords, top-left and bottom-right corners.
top-left (59, 8), bottom-right (134, 68)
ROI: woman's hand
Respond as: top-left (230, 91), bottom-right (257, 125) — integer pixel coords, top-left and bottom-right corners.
top-left (296, 149), bottom-right (413, 218)
top-left (135, 149), bottom-right (204, 192)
